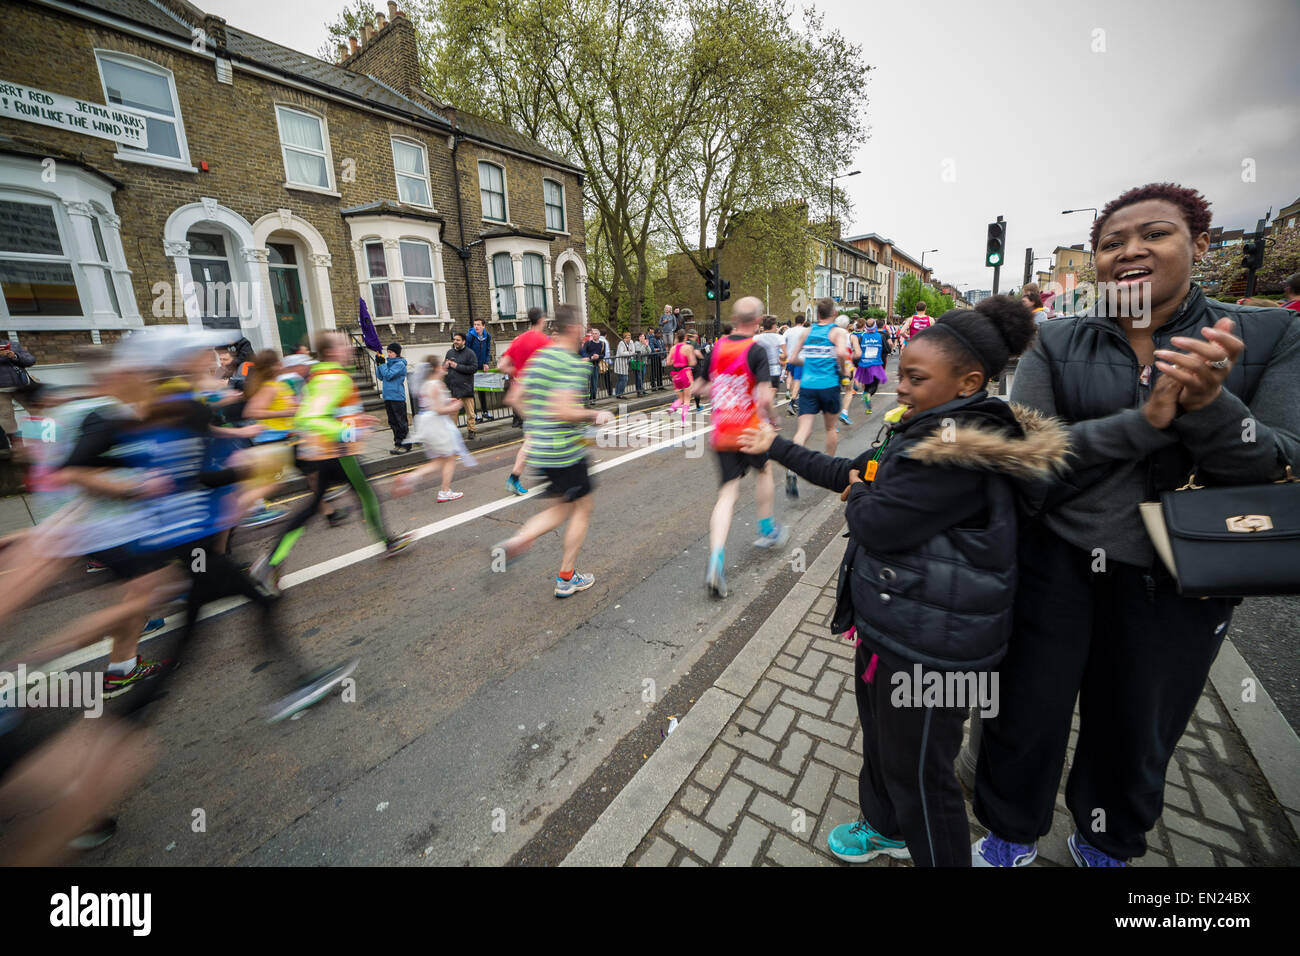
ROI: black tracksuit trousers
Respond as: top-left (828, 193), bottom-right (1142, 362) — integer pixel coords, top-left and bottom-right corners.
top-left (974, 522), bottom-right (1231, 860)
top-left (854, 644), bottom-right (972, 867)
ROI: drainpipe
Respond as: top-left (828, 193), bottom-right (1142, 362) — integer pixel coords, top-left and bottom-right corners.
top-left (449, 125), bottom-right (475, 327)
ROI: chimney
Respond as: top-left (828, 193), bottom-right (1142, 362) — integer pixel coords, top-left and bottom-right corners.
top-left (337, 43), bottom-right (348, 63)
top-left (339, 8), bottom-right (423, 94)
top-left (376, 13), bottom-right (387, 30)
top-left (348, 35), bottom-right (358, 55)
top-left (387, 1), bottom-right (399, 17)
top-left (202, 14), bottom-right (228, 48)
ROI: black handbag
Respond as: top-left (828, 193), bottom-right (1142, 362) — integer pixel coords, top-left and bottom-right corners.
top-left (1140, 466), bottom-right (1300, 597)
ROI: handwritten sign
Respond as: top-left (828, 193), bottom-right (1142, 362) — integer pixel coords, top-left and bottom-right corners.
top-left (0, 79), bottom-right (148, 149)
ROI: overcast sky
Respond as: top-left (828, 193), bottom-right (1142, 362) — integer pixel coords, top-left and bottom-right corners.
top-left (206, 0), bottom-right (1300, 291)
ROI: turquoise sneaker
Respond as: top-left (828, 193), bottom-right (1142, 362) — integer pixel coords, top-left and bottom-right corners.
top-left (555, 571), bottom-right (595, 597)
top-left (827, 819), bottom-right (910, 863)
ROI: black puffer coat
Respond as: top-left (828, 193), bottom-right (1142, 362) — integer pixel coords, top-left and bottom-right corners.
top-left (769, 395), bottom-right (1069, 670)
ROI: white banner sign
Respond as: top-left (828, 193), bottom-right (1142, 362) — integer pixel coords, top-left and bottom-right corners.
top-left (0, 79), bottom-right (148, 149)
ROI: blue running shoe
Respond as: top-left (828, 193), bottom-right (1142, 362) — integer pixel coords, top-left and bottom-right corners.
top-left (972, 833), bottom-right (1037, 867)
top-left (140, 617), bottom-right (166, 636)
top-left (507, 475), bottom-right (528, 496)
top-left (753, 523), bottom-right (790, 549)
top-left (705, 554), bottom-right (727, 599)
top-left (1068, 830), bottom-right (1126, 867)
top-left (827, 819), bottom-right (910, 863)
top-left (555, 571), bottom-right (595, 597)
top-left (240, 505), bottom-right (288, 529)
top-left (839, 410), bottom-right (853, 426)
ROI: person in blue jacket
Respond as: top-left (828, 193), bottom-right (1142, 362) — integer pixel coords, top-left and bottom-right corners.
top-left (376, 342), bottom-right (410, 453)
top-left (466, 318), bottom-right (494, 424)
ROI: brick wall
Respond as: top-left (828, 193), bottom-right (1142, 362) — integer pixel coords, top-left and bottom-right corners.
top-left (0, 0), bottom-right (586, 366)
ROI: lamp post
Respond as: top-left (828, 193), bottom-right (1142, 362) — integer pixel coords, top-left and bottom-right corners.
top-left (920, 248), bottom-right (937, 301)
top-left (829, 170), bottom-right (860, 308)
top-left (1061, 208), bottom-right (1099, 312)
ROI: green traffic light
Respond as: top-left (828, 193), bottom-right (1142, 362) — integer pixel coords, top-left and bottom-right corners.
top-left (706, 290), bottom-right (716, 300)
top-left (988, 253), bottom-right (1001, 266)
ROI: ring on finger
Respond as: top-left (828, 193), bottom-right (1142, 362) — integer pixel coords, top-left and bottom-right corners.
top-left (1209, 358), bottom-right (1229, 369)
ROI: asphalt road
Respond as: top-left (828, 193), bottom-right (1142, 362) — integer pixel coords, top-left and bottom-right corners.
top-left (6, 362), bottom-right (1296, 866)
top-left (6, 386), bottom-right (885, 866)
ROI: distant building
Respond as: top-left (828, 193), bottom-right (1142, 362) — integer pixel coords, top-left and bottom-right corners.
top-left (965, 289), bottom-right (992, 305)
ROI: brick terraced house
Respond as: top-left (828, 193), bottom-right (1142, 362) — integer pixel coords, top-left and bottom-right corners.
top-left (0, 0), bottom-right (588, 378)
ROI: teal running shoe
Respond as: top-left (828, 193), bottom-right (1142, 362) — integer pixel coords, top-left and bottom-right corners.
top-left (827, 819), bottom-right (910, 863)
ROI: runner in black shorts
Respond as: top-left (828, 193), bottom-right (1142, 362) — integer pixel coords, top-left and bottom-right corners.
top-left (540, 459), bottom-right (595, 502)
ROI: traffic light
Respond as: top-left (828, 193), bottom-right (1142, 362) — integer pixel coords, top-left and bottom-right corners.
top-left (985, 221), bottom-right (1006, 268)
top-left (1241, 235), bottom-right (1266, 273)
top-left (859, 294), bottom-right (869, 313)
top-left (1023, 247), bottom-right (1034, 285)
top-left (719, 278), bottom-right (731, 302)
top-left (704, 266), bottom-right (718, 300)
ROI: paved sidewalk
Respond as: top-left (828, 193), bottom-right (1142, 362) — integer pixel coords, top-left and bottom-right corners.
top-left (567, 533), bottom-right (1300, 868)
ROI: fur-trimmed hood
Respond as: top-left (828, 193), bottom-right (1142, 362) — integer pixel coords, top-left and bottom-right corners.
top-left (905, 403), bottom-right (1070, 480)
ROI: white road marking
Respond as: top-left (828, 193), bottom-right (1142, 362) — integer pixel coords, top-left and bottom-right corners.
top-left (35, 415), bottom-right (719, 677)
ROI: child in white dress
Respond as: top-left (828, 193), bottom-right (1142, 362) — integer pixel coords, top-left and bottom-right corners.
top-left (394, 357), bottom-right (476, 502)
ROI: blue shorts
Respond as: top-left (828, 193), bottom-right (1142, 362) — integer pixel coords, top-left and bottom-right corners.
top-left (788, 364), bottom-right (802, 382)
top-left (798, 386), bottom-right (842, 415)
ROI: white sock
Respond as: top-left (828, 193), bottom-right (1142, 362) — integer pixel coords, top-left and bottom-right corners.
top-left (107, 658), bottom-right (137, 675)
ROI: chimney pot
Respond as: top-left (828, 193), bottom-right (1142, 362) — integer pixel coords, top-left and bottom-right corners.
top-left (376, 13), bottom-right (387, 29)
top-left (361, 24), bottom-right (371, 43)
top-left (387, 1), bottom-right (399, 17)
top-left (348, 35), bottom-right (358, 54)
top-left (337, 43), bottom-right (347, 62)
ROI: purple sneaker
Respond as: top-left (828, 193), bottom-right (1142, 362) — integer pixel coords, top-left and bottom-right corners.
top-left (972, 832), bottom-right (1037, 867)
top-left (1068, 830), bottom-right (1127, 867)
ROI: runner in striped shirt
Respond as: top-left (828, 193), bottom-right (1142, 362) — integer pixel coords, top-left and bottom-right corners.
top-left (492, 305), bottom-right (614, 597)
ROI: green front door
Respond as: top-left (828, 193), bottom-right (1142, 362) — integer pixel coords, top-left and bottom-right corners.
top-left (268, 243), bottom-right (309, 352)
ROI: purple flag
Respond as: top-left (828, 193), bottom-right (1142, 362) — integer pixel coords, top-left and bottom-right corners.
top-left (359, 297), bottom-right (383, 352)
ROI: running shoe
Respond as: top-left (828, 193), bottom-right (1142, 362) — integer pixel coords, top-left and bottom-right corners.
top-left (86, 559), bottom-right (108, 573)
top-left (140, 617), bottom-right (166, 636)
top-left (827, 819), bottom-right (910, 863)
top-left (102, 656), bottom-right (172, 699)
top-left (785, 473), bottom-right (799, 499)
top-left (249, 555), bottom-right (282, 598)
top-left (753, 523), bottom-right (790, 549)
top-left (266, 658), bottom-right (359, 723)
top-left (863, 396), bottom-right (872, 413)
top-left (972, 833), bottom-right (1038, 867)
top-left (437, 490), bottom-right (464, 503)
top-left (1068, 831), bottom-right (1127, 867)
top-left (555, 571), bottom-right (595, 597)
top-left (326, 505), bottom-right (353, 528)
top-left (240, 505), bottom-right (288, 529)
top-left (69, 817), bottom-right (118, 851)
top-left (507, 475), bottom-right (527, 496)
top-left (390, 445), bottom-right (406, 455)
top-left (839, 410), bottom-right (853, 426)
top-left (787, 398), bottom-right (798, 416)
top-left (383, 533), bottom-right (414, 557)
top-left (706, 555), bottom-right (727, 599)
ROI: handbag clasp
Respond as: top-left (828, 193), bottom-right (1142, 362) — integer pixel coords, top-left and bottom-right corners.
top-left (1225, 514), bottom-right (1273, 532)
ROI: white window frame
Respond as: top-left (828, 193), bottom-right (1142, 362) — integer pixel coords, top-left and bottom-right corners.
top-left (94, 49), bottom-right (195, 172)
top-left (0, 197), bottom-right (84, 323)
top-left (543, 178), bottom-right (566, 234)
top-left (398, 238), bottom-right (439, 318)
top-left (521, 252), bottom-right (547, 313)
top-left (479, 161), bottom-right (508, 224)
top-left (392, 137), bottom-right (433, 209)
top-left (362, 239), bottom-right (393, 319)
top-left (0, 156), bottom-right (140, 330)
top-left (275, 105), bottom-right (337, 195)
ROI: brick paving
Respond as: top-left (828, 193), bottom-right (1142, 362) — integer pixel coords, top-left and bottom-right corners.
top-left (630, 575), bottom-right (1300, 867)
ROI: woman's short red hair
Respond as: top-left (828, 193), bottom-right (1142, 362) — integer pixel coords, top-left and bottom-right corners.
top-left (1092, 183), bottom-right (1212, 249)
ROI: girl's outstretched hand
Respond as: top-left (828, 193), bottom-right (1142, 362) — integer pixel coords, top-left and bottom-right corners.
top-left (739, 423), bottom-right (776, 455)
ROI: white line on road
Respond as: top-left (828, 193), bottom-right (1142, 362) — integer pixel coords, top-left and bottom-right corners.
top-left (36, 415), bottom-right (720, 677)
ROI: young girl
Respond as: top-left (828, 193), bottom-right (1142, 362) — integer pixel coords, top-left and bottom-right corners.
top-left (740, 296), bottom-right (1066, 866)
top-left (395, 356), bottom-right (476, 502)
top-left (667, 331), bottom-right (695, 423)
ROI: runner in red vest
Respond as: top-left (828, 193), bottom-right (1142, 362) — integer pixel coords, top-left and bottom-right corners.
top-left (700, 296), bottom-right (788, 598)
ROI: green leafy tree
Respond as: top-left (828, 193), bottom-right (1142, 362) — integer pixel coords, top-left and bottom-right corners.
top-left (894, 274), bottom-right (952, 318)
top-left (319, 1), bottom-right (381, 59)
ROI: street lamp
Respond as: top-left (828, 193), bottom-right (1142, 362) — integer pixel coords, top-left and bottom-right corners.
top-left (829, 170), bottom-right (860, 308)
top-left (1062, 207), bottom-right (1099, 222)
